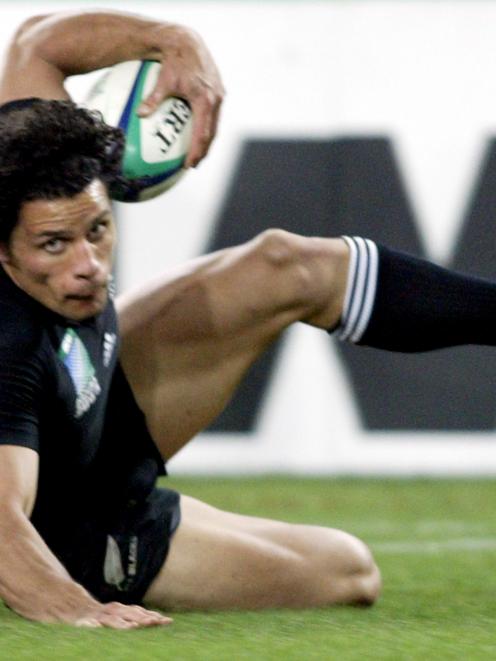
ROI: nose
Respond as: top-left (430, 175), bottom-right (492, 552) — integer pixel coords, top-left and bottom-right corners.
top-left (72, 240), bottom-right (101, 280)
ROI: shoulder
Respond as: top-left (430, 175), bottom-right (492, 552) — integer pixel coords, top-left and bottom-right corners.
top-left (0, 304), bottom-right (42, 356)
top-left (0, 282), bottom-right (43, 355)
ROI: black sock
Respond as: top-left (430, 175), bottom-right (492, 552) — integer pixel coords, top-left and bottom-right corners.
top-left (337, 236), bottom-right (496, 352)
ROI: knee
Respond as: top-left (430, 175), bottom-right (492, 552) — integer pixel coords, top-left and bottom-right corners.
top-left (341, 537), bottom-right (382, 606)
top-left (249, 229), bottom-right (346, 317)
top-left (251, 229), bottom-right (306, 275)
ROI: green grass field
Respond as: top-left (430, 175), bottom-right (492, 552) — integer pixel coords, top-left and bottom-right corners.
top-left (1, 476), bottom-right (495, 660)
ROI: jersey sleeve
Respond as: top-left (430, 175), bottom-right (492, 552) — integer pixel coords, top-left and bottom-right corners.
top-left (0, 304), bottom-right (45, 451)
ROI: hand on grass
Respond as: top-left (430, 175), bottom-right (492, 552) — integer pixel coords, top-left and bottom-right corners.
top-left (76, 602), bottom-right (172, 629)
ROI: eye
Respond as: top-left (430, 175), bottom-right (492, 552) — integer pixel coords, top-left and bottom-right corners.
top-left (88, 219), bottom-right (109, 241)
top-left (43, 238), bottom-right (66, 254)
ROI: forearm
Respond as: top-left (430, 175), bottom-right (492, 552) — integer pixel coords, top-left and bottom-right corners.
top-left (14, 11), bottom-right (192, 76)
top-left (0, 503), bottom-right (98, 623)
top-left (1, 10), bottom-right (223, 166)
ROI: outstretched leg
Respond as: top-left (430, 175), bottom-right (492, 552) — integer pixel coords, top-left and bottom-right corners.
top-left (144, 495), bottom-right (381, 611)
top-left (118, 230), bottom-right (496, 459)
top-left (342, 237), bottom-right (496, 352)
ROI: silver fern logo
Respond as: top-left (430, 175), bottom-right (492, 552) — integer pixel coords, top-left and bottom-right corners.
top-left (103, 534), bottom-right (138, 591)
top-left (58, 329), bottom-right (101, 418)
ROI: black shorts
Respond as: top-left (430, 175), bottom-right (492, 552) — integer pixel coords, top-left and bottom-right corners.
top-left (59, 487), bottom-right (181, 605)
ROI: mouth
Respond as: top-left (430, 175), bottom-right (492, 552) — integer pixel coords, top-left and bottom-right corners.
top-left (65, 285), bottom-right (107, 302)
top-left (66, 293), bottom-right (96, 300)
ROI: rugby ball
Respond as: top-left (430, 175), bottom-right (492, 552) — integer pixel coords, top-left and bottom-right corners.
top-left (85, 60), bottom-right (192, 202)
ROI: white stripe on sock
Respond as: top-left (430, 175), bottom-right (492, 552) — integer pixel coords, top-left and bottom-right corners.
top-left (340, 236), bottom-right (367, 340)
top-left (346, 237), bottom-right (369, 339)
top-left (351, 239), bottom-right (379, 343)
top-left (339, 236), bottom-right (379, 343)
top-left (339, 236), bottom-right (358, 338)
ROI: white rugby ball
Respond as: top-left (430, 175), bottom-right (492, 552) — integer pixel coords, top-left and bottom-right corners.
top-left (85, 60), bottom-right (192, 202)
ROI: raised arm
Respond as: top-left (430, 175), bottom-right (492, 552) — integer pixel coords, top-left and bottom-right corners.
top-left (0, 10), bottom-right (224, 167)
top-left (0, 445), bottom-right (170, 628)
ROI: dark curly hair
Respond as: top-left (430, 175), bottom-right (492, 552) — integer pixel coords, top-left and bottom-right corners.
top-left (0, 97), bottom-right (126, 242)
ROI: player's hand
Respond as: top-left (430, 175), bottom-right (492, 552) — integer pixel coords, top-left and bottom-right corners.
top-left (137, 24), bottom-right (225, 169)
top-left (75, 602), bottom-right (172, 629)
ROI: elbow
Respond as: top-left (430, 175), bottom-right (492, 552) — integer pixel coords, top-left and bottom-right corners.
top-left (14, 14), bottom-right (50, 39)
top-left (9, 15), bottom-right (51, 56)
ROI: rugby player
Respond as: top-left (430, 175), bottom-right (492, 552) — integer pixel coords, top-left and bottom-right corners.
top-left (4, 10), bottom-right (493, 630)
top-left (0, 11), bottom-right (381, 628)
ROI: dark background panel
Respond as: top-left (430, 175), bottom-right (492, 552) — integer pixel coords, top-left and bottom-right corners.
top-left (206, 138), bottom-right (496, 432)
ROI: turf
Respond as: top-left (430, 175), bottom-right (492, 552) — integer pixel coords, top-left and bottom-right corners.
top-left (2, 477), bottom-right (495, 660)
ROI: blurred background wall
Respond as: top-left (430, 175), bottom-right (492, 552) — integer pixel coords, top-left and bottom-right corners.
top-left (2, 1), bottom-right (496, 474)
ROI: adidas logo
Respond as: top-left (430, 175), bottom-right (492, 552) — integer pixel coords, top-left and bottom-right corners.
top-left (103, 332), bottom-right (117, 367)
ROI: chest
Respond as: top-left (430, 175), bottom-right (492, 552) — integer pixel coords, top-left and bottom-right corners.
top-left (40, 308), bottom-right (120, 466)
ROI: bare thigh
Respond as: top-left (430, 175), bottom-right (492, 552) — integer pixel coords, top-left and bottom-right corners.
top-left (117, 234), bottom-right (349, 458)
top-left (144, 495), bottom-right (380, 611)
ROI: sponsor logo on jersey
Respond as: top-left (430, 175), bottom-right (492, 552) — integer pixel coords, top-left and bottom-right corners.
top-left (58, 328), bottom-right (102, 418)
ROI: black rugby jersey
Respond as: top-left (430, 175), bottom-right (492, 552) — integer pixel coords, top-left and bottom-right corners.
top-left (0, 265), bottom-right (164, 557)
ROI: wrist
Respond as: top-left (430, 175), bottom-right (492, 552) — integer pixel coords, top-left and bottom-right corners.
top-left (11, 577), bottom-right (100, 624)
top-left (141, 22), bottom-right (202, 62)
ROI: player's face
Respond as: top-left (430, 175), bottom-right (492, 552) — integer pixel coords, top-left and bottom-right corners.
top-left (0, 179), bottom-right (116, 321)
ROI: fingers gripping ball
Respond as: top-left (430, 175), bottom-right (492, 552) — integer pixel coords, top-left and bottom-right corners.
top-left (85, 60), bottom-right (192, 202)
